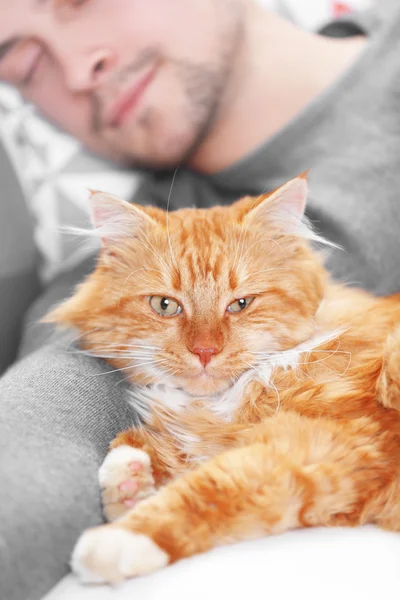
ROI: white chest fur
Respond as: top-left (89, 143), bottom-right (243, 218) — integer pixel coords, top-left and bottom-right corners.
top-left (126, 330), bottom-right (342, 430)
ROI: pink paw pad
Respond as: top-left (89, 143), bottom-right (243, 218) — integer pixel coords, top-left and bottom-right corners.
top-left (129, 461), bottom-right (144, 473)
top-left (119, 480), bottom-right (138, 494)
top-left (123, 498), bottom-right (139, 508)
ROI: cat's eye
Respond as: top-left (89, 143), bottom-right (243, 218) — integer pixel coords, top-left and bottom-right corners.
top-left (227, 297), bottom-right (255, 313)
top-left (150, 296), bottom-right (182, 317)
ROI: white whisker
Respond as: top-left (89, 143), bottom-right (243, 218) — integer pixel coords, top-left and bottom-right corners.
top-left (233, 187), bottom-right (271, 273)
top-left (134, 235), bottom-right (173, 279)
top-left (87, 358), bottom-right (165, 378)
top-left (239, 237), bottom-right (284, 271)
top-left (63, 328), bottom-right (103, 351)
top-left (118, 268), bottom-right (165, 303)
top-left (165, 167), bottom-right (180, 272)
top-left (243, 266), bottom-right (304, 281)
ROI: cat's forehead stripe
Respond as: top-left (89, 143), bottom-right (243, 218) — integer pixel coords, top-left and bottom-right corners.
top-left (179, 248), bottom-right (226, 284)
top-left (174, 210), bottom-right (229, 245)
top-left (168, 211), bottom-right (236, 287)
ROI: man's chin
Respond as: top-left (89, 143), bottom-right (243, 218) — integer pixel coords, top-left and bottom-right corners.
top-left (105, 142), bottom-right (189, 172)
top-left (102, 112), bottom-right (206, 171)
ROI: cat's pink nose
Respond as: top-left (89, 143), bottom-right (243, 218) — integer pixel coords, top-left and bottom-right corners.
top-left (192, 346), bottom-right (220, 368)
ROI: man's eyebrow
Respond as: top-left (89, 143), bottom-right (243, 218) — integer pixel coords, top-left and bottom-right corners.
top-left (0, 38), bottom-right (19, 63)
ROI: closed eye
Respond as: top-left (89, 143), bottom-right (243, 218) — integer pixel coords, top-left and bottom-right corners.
top-left (0, 39), bottom-right (43, 86)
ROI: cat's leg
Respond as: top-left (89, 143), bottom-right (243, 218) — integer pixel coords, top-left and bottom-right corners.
top-left (99, 428), bottom-right (170, 522)
top-left (376, 324), bottom-right (400, 411)
top-left (71, 411), bottom-right (395, 583)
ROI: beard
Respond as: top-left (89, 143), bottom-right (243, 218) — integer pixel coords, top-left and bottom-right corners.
top-left (90, 20), bottom-right (243, 170)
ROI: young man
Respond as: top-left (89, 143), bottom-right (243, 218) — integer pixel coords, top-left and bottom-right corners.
top-left (0, 1), bottom-right (399, 599)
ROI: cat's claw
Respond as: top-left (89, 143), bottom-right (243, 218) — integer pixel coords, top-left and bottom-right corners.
top-left (99, 446), bottom-right (156, 521)
top-left (71, 526), bottom-right (169, 584)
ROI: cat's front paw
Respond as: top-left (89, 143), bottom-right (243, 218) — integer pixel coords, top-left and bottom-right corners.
top-left (99, 446), bottom-right (156, 522)
top-left (71, 526), bottom-right (169, 584)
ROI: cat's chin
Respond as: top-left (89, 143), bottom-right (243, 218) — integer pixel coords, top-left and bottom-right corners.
top-left (176, 374), bottom-right (233, 397)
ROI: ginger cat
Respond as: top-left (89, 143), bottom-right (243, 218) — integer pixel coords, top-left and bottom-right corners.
top-left (47, 176), bottom-right (400, 584)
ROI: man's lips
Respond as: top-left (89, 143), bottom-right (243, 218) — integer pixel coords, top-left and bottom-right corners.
top-left (106, 67), bottom-right (157, 128)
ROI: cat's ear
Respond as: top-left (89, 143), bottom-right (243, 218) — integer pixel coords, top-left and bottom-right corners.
top-left (244, 174), bottom-right (308, 232)
top-left (89, 190), bottom-right (156, 247)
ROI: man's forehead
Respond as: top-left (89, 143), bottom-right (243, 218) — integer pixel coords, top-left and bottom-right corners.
top-left (0, 0), bottom-right (45, 9)
top-left (0, 0), bottom-right (48, 43)
top-left (0, 0), bottom-right (49, 20)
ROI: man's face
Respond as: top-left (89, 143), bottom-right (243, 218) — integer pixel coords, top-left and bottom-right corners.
top-left (0, 0), bottom-right (243, 168)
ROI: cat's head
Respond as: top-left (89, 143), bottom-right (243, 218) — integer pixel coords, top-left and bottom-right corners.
top-left (46, 175), bottom-right (328, 396)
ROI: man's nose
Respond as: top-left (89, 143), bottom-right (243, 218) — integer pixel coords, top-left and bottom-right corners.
top-left (64, 48), bottom-right (116, 91)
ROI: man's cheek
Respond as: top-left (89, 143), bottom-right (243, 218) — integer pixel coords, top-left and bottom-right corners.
top-left (31, 89), bottom-right (91, 139)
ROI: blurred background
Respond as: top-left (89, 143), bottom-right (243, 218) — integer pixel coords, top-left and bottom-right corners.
top-left (0, 0), bottom-right (374, 284)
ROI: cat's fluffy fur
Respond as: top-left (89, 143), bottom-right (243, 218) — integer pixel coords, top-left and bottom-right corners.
top-left (47, 176), bottom-right (400, 584)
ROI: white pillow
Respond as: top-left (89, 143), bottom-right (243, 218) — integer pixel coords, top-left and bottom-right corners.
top-left (44, 526), bottom-right (400, 600)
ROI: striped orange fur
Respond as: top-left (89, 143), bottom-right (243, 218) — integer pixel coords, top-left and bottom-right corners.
top-left (47, 176), bottom-right (400, 584)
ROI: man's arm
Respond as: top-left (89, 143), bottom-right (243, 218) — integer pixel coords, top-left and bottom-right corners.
top-left (0, 143), bottom-right (42, 374)
top-left (0, 256), bottom-right (139, 600)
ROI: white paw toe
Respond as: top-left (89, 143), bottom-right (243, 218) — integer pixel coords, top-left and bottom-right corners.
top-left (98, 446), bottom-right (151, 488)
top-left (71, 527), bottom-right (169, 584)
top-left (99, 446), bottom-right (156, 521)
